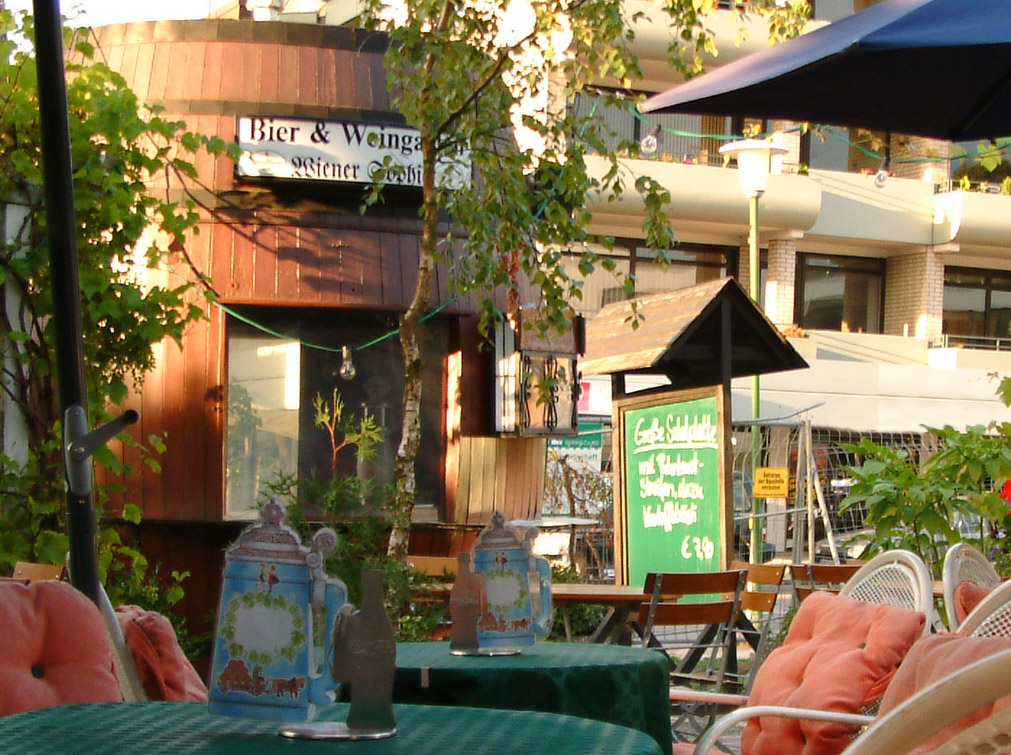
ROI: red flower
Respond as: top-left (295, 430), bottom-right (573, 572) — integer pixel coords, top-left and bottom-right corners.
top-left (1000, 480), bottom-right (1011, 505)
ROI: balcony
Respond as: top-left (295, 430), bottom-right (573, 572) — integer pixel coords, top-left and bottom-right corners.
top-left (583, 150), bottom-right (1011, 264)
top-left (934, 186), bottom-right (1011, 249)
top-left (624, 1), bottom-right (829, 93)
top-left (583, 153), bottom-right (821, 241)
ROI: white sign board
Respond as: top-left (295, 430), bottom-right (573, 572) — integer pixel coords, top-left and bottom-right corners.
top-left (236, 116), bottom-right (469, 188)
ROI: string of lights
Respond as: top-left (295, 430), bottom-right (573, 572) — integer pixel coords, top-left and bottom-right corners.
top-left (622, 98), bottom-right (1011, 166)
top-left (158, 100), bottom-right (1008, 369)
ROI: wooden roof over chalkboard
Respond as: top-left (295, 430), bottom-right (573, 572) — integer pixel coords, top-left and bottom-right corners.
top-left (581, 277), bottom-right (807, 389)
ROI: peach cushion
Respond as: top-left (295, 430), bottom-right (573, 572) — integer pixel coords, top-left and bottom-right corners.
top-left (0, 579), bottom-right (121, 715)
top-left (876, 633), bottom-right (1011, 755)
top-left (115, 605), bottom-right (208, 702)
top-left (953, 580), bottom-right (995, 624)
top-left (741, 591), bottom-right (925, 755)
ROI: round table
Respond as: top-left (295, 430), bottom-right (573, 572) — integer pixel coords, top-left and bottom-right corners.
top-left (0, 701), bottom-right (662, 754)
top-left (393, 641), bottom-right (672, 753)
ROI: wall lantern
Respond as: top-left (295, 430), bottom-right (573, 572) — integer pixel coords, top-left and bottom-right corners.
top-left (494, 309), bottom-right (584, 437)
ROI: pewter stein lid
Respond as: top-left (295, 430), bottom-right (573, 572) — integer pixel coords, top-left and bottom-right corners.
top-left (473, 511), bottom-right (525, 552)
top-left (226, 497), bottom-right (308, 564)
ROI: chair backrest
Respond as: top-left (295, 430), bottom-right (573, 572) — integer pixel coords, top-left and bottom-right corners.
top-left (943, 542), bottom-right (1001, 631)
top-left (840, 549), bottom-right (933, 635)
top-left (789, 562), bottom-right (862, 603)
top-left (841, 647), bottom-right (1011, 755)
top-left (638, 569), bottom-right (748, 633)
top-left (732, 560), bottom-right (787, 615)
top-left (0, 578), bottom-right (123, 715)
top-left (12, 562), bottom-right (65, 581)
top-left (959, 578), bottom-right (1011, 638)
top-left (407, 555), bottom-right (458, 579)
top-left (638, 569), bottom-right (747, 684)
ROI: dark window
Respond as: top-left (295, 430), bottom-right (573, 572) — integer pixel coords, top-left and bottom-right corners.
top-left (795, 254), bottom-right (884, 333)
top-left (944, 268), bottom-right (1011, 341)
top-left (224, 307), bottom-right (447, 519)
top-left (563, 242), bottom-right (736, 317)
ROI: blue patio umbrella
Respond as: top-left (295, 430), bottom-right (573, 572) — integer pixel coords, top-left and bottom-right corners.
top-left (641, 0), bottom-right (1011, 141)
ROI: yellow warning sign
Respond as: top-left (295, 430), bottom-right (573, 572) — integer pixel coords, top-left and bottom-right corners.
top-left (754, 467), bottom-right (789, 498)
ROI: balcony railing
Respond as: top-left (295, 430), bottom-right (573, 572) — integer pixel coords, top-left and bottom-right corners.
top-left (935, 179), bottom-right (1011, 196)
top-left (930, 334), bottom-right (1011, 352)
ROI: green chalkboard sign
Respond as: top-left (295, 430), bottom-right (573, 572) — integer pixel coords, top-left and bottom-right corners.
top-left (616, 388), bottom-right (728, 587)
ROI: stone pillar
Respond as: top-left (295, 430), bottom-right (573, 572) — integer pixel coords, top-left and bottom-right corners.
top-left (737, 241), bottom-right (751, 293)
top-left (883, 247), bottom-right (945, 340)
top-left (765, 237), bottom-right (797, 327)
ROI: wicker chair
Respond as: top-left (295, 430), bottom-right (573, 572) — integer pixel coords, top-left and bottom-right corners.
top-left (942, 543), bottom-right (1001, 631)
top-left (688, 550), bottom-right (934, 753)
top-left (840, 549), bottom-right (934, 634)
top-left (840, 647), bottom-right (1011, 755)
top-left (959, 578), bottom-right (1011, 638)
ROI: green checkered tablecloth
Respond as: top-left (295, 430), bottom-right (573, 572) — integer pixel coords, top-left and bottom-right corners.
top-left (0, 701), bottom-right (662, 754)
top-left (393, 641), bottom-right (672, 753)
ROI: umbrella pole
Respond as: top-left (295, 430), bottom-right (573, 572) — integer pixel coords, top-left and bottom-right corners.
top-left (33, 0), bottom-right (100, 604)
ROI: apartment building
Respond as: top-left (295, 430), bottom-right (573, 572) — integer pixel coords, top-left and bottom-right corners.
top-left (574, 0), bottom-right (1011, 439)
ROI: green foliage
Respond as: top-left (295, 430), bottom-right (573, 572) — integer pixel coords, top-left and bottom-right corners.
top-left (953, 138), bottom-right (1011, 190)
top-left (262, 473), bottom-right (444, 641)
top-left (312, 389), bottom-right (384, 476)
top-left (547, 564), bottom-right (605, 640)
top-left (0, 9), bottom-right (235, 640)
top-left (840, 425), bottom-right (1011, 576)
top-left (361, 0), bottom-right (806, 553)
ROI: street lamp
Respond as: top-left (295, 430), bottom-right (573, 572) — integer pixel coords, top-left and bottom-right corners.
top-left (718, 138), bottom-right (786, 564)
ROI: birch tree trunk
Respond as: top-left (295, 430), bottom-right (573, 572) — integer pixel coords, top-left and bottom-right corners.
top-left (387, 133), bottom-right (439, 558)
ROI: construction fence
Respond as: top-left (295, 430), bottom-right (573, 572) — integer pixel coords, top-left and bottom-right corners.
top-left (543, 416), bottom-right (929, 581)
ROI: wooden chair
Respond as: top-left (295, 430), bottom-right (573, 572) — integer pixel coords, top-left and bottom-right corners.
top-left (728, 561), bottom-right (787, 695)
top-left (407, 555), bottom-right (458, 579)
top-left (789, 562), bottom-right (862, 603)
top-left (942, 542), bottom-right (1002, 631)
top-left (11, 562), bottom-right (65, 581)
top-left (407, 554), bottom-right (459, 639)
top-left (638, 569), bottom-right (747, 742)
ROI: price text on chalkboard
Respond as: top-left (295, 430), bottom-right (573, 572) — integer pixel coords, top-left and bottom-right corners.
top-left (623, 395), bottom-right (722, 585)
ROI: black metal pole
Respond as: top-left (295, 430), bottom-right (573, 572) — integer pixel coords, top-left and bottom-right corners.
top-left (32, 0), bottom-right (100, 604)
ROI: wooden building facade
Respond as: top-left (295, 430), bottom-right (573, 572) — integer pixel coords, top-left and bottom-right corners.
top-left (88, 18), bottom-right (553, 640)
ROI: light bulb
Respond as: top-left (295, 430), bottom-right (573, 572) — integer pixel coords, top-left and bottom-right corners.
top-left (874, 158), bottom-right (890, 188)
top-left (640, 130), bottom-right (658, 155)
top-left (339, 346), bottom-right (356, 381)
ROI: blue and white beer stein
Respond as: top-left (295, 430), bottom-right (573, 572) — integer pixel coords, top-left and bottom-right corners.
top-left (209, 497), bottom-right (347, 722)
